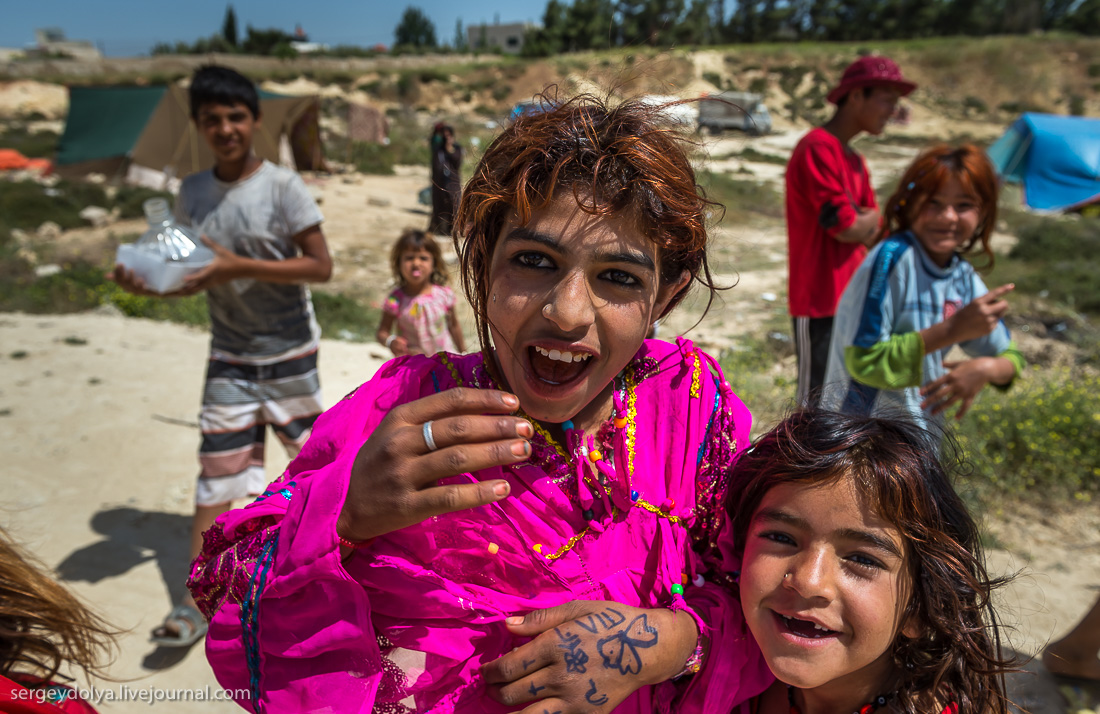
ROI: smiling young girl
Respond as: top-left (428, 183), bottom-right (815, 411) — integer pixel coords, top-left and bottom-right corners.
top-left (821, 144), bottom-right (1024, 428)
top-left (376, 229), bottom-right (466, 356)
top-left (728, 410), bottom-right (1013, 714)
top-left (188, 95), bottom-right (769, 713)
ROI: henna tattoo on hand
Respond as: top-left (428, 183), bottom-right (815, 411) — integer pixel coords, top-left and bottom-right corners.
top-left (522, 658), bottom-right (536, 671)
top-left (576, 607), bottom-right (626, 634)
top-left (555, 627), bottom-right (590, 674)
top-left (597, 614), bottom-right (659, 675)
top-left (529, 681), bottom-right (546, 696)
top-left (585, 678), bottom-right (609, 706)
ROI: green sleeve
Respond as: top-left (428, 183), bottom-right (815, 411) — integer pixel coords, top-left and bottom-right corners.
top-left (843, 331), bottom-right (925, 390)
top-left (992, 342), bottom-right (1026, 392)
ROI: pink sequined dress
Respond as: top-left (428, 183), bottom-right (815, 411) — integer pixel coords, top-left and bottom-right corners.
top-left (189, 338), bottom-right (771, 713)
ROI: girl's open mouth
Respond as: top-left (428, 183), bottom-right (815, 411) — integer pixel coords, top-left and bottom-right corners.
top-left (774, 612), bottom-right (840, 640)
top-left (527, 346), bottom-right (593, 385)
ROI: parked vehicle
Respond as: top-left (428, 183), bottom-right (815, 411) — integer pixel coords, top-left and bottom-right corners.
top-left (698, 92), bottom-right (773, 135)
top-left (636, 95), bottom-right (699, 127)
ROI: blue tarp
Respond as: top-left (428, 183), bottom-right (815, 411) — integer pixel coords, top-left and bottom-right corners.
top-left (987, 113), bottom-right (1100, 212)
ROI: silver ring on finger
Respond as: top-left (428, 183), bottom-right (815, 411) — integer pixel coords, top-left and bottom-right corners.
top-left (422, 420), bottom-right (439, 452)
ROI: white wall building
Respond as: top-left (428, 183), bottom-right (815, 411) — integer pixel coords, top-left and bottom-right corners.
top-left (467, 22), bottom-right (537, 54)
top-left (32, 28), bottom-right (101, 60)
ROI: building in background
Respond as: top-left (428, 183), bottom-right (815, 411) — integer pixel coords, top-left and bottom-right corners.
top-left (31, 28), bottom-right (101, 60)
top-left (466, 22), bottom-right (536, 55)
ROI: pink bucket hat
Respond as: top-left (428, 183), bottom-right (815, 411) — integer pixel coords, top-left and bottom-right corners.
top-left (827, 56), bottom-right (917, 104)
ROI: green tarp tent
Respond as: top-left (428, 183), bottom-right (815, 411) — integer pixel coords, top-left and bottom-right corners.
top-left (56, 84), bottom-right (323, 185)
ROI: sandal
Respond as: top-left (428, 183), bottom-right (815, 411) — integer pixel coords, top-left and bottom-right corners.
top-left (150, 604), bottom-right (208, 648)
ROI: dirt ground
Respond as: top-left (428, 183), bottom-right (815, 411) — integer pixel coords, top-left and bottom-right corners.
top-left (1, 97), bottom-right (1098, 711)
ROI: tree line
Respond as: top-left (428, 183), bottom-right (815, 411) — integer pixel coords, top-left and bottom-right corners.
top-left (393, 0), bottom-right (1098, 55)
top-left (151, 4), bottom-right (379, 58)
top-left (525, 0), bottom-right (1099, 54)
top-left (152, 0), bottom-right (1099, 58)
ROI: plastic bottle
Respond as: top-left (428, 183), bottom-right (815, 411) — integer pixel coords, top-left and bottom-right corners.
top-left (134, 197), bottom-right (211, 261)
top-left (115, 198), bottom-right (214, 293)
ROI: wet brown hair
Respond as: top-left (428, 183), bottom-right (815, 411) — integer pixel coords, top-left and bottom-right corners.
top-left (727, 410), bottom-right (1013, 714)
top-left (0, 528), bottom-right (116, 683)
top-left (883, 144), bottom-right (999, 270)
top-left (454, 91), bottom-right (720, 357)
top-left (390, 229), bottom-right (448, 287)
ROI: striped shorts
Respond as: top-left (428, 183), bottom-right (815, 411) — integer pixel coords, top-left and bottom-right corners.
top-left (196, 349), bottom-right (323, 507)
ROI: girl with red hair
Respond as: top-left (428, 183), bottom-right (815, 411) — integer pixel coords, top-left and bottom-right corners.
top-left (821, 144), bottom-right (1024, 428)
top-left (188, 94), bottom-right (769, 713)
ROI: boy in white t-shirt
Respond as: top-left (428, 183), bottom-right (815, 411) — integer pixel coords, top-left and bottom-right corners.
top-left (110, 65), bottom-right (332, 647)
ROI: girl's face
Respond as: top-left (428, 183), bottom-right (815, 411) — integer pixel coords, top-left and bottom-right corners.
top-left (486, 194), bottom-right (686, 431)
top-left (400, 248), bottom-right (434, 288)
top-left (910, 174), bottom-right (981, 267)
top-left (739, 476), bottom-right (918, 703)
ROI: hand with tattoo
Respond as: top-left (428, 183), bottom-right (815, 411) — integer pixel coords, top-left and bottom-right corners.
top-left (481, 600), bottom-right (699, 713)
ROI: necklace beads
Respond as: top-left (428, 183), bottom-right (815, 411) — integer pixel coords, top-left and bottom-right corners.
top-left (433, 352), bottom-right (684, 563)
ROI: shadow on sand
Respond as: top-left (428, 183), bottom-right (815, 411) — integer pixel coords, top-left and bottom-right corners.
top-left (55, 506), bottom-right (201, 669)
top-left (1003, 646), bottom-right (1100, 713)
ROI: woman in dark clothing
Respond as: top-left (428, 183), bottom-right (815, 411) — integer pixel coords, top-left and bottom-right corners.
top-left (428, 122), bottom-right (463, 235)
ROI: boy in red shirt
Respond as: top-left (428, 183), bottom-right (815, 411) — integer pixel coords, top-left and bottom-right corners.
top-left (786, 56), bottom-right (915, 406)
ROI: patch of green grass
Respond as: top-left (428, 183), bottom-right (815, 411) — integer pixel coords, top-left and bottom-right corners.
top-left (387, 120), bottom-right (432, 167)
top-left (112, 186), bottom-right (175, 219)
top-left (417, 68), bottom-right (451, 84)
top-left (718, 333), bottom-right (796, 436)
top-left (0, 180), bottom-right (174, 230)
top-left (737, 147), bottom-right (787, 165)
top-left (0, 180), bottom-right (101, 231)
top-left (698, 171), bottom-right (785, 222)
top-left (955, 367), bottom-right (1100, 500)
top-left (991, 213), bottom-right (1100, 315)
top-left (0, 259), bottom-right (207, 321)
top-left (349, 141), bottom-right (396, 175)
top-left (0, 126), bottom-right (59, 158)
top-left (0, 254), bottom-right (382, 343)
top-left (311, 290), bottom-right (382, 342)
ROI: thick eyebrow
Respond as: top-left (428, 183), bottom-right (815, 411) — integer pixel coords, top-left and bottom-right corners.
top-left (503, 226), bottom-right (656, 272)
top-left (754, 507), bottom-right (903, 558)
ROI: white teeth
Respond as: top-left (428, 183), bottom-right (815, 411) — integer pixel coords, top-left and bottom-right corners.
top-left (780, 614), bottom-right (834, 637)
top-left (534, 346), bottom-right (590, 363)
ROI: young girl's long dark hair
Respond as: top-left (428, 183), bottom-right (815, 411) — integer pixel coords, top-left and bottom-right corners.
top-left (727, 410), bottom-right (1013, 714)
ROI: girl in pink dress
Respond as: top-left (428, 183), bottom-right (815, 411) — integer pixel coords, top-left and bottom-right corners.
top-left (189, 94), bottom-right (770, 713)
top-left (728, 410), bottom-right (1013, 714)
top-left (377, 229), bottom-right (466, 356)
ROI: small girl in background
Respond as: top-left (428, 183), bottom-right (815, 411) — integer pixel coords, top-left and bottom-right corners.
top-left (728, 409), bottom-right (1013, 714)
top-left (822, 144), bottom-right (1024, 428)
top-left (376, 229), bottom-right (466, 356)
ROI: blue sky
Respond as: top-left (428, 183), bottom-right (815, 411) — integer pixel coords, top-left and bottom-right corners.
top-left (1, 0), bottom-right (547, 57)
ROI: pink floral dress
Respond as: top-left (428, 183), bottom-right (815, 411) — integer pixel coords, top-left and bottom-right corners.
top-left (383, 284), bottom-right (457, 354)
